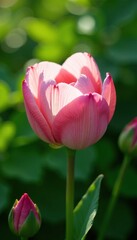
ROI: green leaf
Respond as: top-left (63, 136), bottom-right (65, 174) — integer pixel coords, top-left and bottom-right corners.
top-left (11, 111), bottom-right (37, 146)
top-left (73, 175), bottom-right (103, 240)
top-left (34, 43), bottom-right (65, 62)
top-left (0, 11), bottom-right (11, 40)
top-left (0, 81), bottom-right (10, 111)
top-left (24, 18), bottom-right (58, 43)
top-left (0, 121), bottom-right (15, 152)
top-left (1, 144), bottom-right (45, 182)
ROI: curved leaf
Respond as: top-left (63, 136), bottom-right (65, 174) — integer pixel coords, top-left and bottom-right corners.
top-left (73, 175), bottom-right (103, 240)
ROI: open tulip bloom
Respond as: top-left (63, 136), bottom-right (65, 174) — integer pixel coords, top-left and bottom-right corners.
top-left (22, 52), bottom-right (116, 240)
top-left (22, 52), bottom-right (116, 150)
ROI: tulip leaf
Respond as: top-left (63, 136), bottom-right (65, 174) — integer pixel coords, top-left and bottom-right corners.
top-left (73, 175), bottom-right (103, 240)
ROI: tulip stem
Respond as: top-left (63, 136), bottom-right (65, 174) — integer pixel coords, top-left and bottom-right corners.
top-left (66, 149), bottom-right (76, 240)
top-left (97, 154), bottom-right (131, 240)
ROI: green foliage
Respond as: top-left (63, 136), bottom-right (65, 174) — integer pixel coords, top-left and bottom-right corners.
top-left (94, 200), bottom-right (135, 240)
top-left (0, 81), bottom-right (10, 111)
top-left (107, 166), bottom-right (137, 198)
top-left (1, 145), bottom-right (45, 182)
top-left (0, 0), bottom-right (137, 239)
top-left (44, 146), bottom-right (96, 180)
top-left (73, 175), bottom-right (103, 240)
top-left (0, 183), bottom-right (10, 213)
top-left (107, 39), bottom-right (137, 63)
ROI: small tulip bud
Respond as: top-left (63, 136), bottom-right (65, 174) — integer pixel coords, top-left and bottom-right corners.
top-left (8, 193), bottom-right (41, 238)
top-left (118, 117), bottom-right (137, 156)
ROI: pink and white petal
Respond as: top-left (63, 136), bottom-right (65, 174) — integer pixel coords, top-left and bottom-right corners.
top-left (92, 93), bottom-right (109, 138)
top-left (73, 74), bottom-right (95, 94)
top-left (38, 81), bottom-right (82, 127)
top-left (56, 52), bottom-right (102, 93)
top-left (35, 61), bottom-right (61, 81)
top-left (38, 79), bottom-right (57, 125)
top-left (25, 65), bottom-right (39, 98)
top-left (102, 73), bottom-right (116, 122)
top-left (53, 93), bottom-right (109, 149)
top-left (22, 80), bottom-right (55, 143)
top-left (25, 62), bottom-right (61, 97)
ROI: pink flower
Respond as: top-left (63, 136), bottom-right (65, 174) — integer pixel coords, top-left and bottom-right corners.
top-left (22, 52), bottom-right (116, 149)
top-left (8, 193), bottom-right (41, 237)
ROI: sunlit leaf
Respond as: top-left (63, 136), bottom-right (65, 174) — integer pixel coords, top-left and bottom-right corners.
top-left (73, 175), bottom-right (103, 240)
top-left (24, 18), bottom-right (58, 43)
top-left (0, 121), bottom-right (15, 151)
top-left (0, 11), bottom-right (11, 39)
top-left (37, 0), bottom-right (66, 20)
top-left (0, 81), bottom-right (10, 111)
top-left (34, 43), bottom-right (66, 62)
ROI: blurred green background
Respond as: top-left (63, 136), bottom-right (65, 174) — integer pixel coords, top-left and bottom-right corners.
top-left (0, 0), bottom-right (137, 239)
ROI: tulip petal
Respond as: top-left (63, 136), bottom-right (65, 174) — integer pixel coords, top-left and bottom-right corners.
top-left (53, 93), bottom-right (109, 149)
top-left (14, 193), bottom-right (40, 231)
top-left (38, 81), bottom-right (82, 131)
top-left (35, 61), bottom-right (61, 81)
top-left (102, 73), bottom-right (116, 122)
top-left (22, 80), bottom-right (55, 143)
top-left (25, 65), bottom-right (39, 98)
top-left (14, 195), bottom-right (30, 230)
top-left (56, 52), bottom-right (102, 93)
top-left (25, 62), bottom-right (61, 97)
top-left (73, 74), bottom-right (95, 93)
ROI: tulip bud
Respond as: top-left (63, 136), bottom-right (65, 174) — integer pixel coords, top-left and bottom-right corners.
top-left (8, 193), bottom-right (41, 238)
top-left (118, 117), bottom-right (137, 156)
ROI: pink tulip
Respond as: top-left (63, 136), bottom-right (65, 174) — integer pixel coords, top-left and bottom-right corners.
top-left (22, 52), bottom-right (116, 149)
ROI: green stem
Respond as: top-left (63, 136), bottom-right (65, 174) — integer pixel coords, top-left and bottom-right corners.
top-left (98, 155), bottom-right (131, 240)
top-left (66, 149), bottom-right (76, 240)
top-left (21, 237), bottom-right (28, 240)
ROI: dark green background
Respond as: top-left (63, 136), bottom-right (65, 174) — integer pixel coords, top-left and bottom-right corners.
top-left (0, 0), bottom-right (137, 239)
